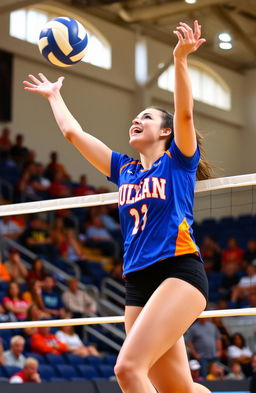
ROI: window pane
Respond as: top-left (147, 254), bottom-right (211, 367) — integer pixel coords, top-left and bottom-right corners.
top-left (10, 8), bottom-right (112, 70)
top-left (27, 10), bottom-right (47, 44)
top-left (10, 10), bottom-right (26, 40)
top-left (158, 63), bottom-right (231, 111)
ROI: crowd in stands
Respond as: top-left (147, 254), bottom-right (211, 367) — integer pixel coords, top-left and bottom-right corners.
top-left (1, 127), bottom-right (256, 385)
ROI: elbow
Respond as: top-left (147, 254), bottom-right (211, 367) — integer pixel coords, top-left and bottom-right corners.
top-left (63, 129), bottom-right (75, 142)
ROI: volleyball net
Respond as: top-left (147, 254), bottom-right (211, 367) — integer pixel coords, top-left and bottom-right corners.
top-left (0, 172), bottom-right (256, 331)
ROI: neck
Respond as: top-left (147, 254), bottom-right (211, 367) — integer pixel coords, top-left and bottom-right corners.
top-left (139, 145), bottom-right (165, 170)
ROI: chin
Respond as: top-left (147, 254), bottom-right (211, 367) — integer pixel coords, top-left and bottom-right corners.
top-left (129, 138), bottom-right (142, 151)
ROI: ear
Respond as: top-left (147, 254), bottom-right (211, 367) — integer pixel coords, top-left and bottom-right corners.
top-left (160, 128), bottom-right (172, 137)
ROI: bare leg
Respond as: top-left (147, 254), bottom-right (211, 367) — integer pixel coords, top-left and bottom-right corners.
top-left (115, 278), bottom-right (207, 393)
top-left (124, 305), bottom-right (211, 393)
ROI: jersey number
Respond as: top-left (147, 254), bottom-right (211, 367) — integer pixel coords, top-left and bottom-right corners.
top-left (129, 204), bottom-right (148, 235)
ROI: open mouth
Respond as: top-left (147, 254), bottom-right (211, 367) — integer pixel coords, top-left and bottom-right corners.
top-left (131, 127), bottom-right (143, 136)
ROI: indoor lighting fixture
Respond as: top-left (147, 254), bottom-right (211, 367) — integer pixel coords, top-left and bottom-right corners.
top-left (219, 42), bottom-right (232, 50)
top-left (218, 32), bottom-right (232, 42)
top-left (185, 0), bottom-right (197, 4)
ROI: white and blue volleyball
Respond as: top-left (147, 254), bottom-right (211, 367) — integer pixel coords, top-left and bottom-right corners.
top-left (38, 17), bottom-right (88, 67)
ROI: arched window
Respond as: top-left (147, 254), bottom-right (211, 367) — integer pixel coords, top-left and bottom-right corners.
top-left (158, 61), bottom-right (231, 110)
top-left (9, 8), bottom-right (111, 70)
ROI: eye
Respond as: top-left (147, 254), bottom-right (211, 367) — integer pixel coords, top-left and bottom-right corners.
top-left (144, 115), bottom-right (152, 119)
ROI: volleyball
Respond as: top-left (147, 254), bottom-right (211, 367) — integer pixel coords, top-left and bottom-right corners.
top-left (38, 17), bottom-right (88, 67)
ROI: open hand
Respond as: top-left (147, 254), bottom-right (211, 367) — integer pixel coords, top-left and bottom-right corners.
top-left (173, 20), bottom-right (205, 58)
top-left (23, 73), bottom-right (64, 98)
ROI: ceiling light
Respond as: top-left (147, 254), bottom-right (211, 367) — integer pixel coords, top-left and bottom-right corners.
top-left (185, 0), bottom-right (197, 3)
top-left (218, 32), bottom-right (232, 42)
top-left (219, 42), bottom-right (232, 50)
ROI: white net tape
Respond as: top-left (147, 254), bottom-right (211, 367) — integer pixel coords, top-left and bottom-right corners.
top-left (0, 173), bottom-right (256, 217)
top-left (0, 173), bottom-right (256, 329)
top-left (0, 308), bottom-right (256, 330)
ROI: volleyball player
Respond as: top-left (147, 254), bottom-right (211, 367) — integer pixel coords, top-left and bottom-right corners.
top-left (24, 20), bottom-right (212, 393)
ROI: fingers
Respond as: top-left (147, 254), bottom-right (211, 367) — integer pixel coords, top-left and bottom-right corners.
top-left (58, 76), bottom-right (65, 84)
top-left (23, 80), bottom-right (37, 88)
top-left (38, 73), bottom-right (49, 82)
top-left (178, 22), bottom-right (194, 41)
top-left (28, 74), bottom-right (41, 85)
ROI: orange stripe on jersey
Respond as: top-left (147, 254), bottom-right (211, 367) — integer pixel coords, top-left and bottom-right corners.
top-left (119, 161), bottom-right (138, 175)
top-left (174, 217), bottom-right (198, 257)
top-left (165, 150), bottom-right (172, 159)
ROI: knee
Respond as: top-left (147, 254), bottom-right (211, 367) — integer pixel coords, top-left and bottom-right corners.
top-left (114, 359), bottom-right (140, 388)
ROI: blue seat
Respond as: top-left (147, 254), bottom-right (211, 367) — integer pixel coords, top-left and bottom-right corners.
top-left (97, 365), bottom-right (115, 378)
top-left (55, 364), bottom-right (79, 380)
top-left (45, 353), bottom-right (67, 366)
top-left (65, 353), bottom-right (85, 365)
top-left (38, 365), bottom-right (56, 381)
top-left (0, 367), bottom-right (6, 378)
top-left (3, 366), bottom-right (21, 378)
top-left (103, 354), bottom-right (117, 366)
top-left (76, 365), bottom-right (100, 380)
top-left (85, 355), bottom-right (103, 367)
top-left (25, 352), bottom-right (46, 364)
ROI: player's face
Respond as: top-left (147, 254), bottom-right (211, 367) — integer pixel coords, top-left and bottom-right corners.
top-left (129, 108), bottom-right (164, 150)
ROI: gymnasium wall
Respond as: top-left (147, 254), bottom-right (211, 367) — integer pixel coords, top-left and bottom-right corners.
top-left (0, 2), bottom-right (254, 190)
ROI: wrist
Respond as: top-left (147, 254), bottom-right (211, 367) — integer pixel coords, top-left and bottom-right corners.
top-left (174, 56), bottom-right (188, 65)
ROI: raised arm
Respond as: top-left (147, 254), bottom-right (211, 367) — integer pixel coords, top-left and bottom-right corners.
top-left (23, 73), bottom-right (112, 177)
top-left (173, 20), bottom-right (205, 157)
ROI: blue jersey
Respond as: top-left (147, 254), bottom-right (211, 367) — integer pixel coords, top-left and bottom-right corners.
top-left (108, 140), bottom-right (201, 275)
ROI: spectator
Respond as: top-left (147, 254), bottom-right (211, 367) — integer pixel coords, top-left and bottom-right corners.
top-left (62, 277), bottom-right (97, 338)
top-left (9, 357), bottom-right (41, 383)
top-left (3, 335), bottom-right (26, 368)
top-left (0, 340), bottom-right (4, 365)
top-left (221, 237), bottom-right (244, 269)
top-left (99, 205), bottom-right (123, 257)
top-left (23, 280), bottom-right (50, 319)
top-left (58, 228), bottom-right (86, 263)
top-left (250, 353), bottom-right (256, 393)
top-left (206, 361), bottom-right (224, 380)
top-left (30, 326), bottom-right (68, 355)
top-left (23, 303), bottom-right (46, 337)
top-left (85, 214), bottom-right (117, 258)
top-left (17, 163), bottom-right (39, 201)
top-left (231, 264), bottom-right (256, 307)
top-left (48, 170), bottom-right (72, 198)
top-left (2, 281), bottom-right (29, 320)
top-left (5, 249), bottom-right (27, 283)
top-left (185, 318), bottom-right (222, 377)
top-left (0, 126), bottom-right (12, 156)
top-left (41, 275), bottom-right (65, 318)
top-left (74, 174), bottom-right (95, 196)
top-left (62, 277), bottom-right (97, 316)
top-left (244, 240), bottom-right (256, 265)
top-left (50, 215), bottom-right (66, 249)
top-left (29, 162), bottom-right (51, 200)
top-left (10, 134), bottom-right (29, 169)
top-left (55, 312), bottom-right (100, 357)
top-left (200, 235), bottom-right (221, 273)
top-left (225, 360), bottom-right (245, 380)
top-left (0, 217), bottom-right (23, 239)
top-left (27, 258), bottom-right (47, 284)
top-left (189, 359), bottom-right (203, 382)
top-left (0, 260), bottom-right (11, 282)
top-left (227, 332), bottom-right (252, 376)
top-left (44, 151), bottom-right (70, 182)
top-left (219, 263), bottom-right (240, 302)
top-left (21, 216), bottom-right (57, 261)
top-left (212, 317), bottom-right (232, 365)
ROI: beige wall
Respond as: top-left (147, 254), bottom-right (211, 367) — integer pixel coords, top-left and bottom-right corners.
top-left (0, 2), bottom-right (254, 193)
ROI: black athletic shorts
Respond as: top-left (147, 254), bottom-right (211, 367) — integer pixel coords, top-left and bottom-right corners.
top-left (124, 254), bottom-right (208, 307)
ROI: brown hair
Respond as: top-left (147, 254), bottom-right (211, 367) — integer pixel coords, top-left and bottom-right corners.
top-left (148, 107), bottom-right (214, 180)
